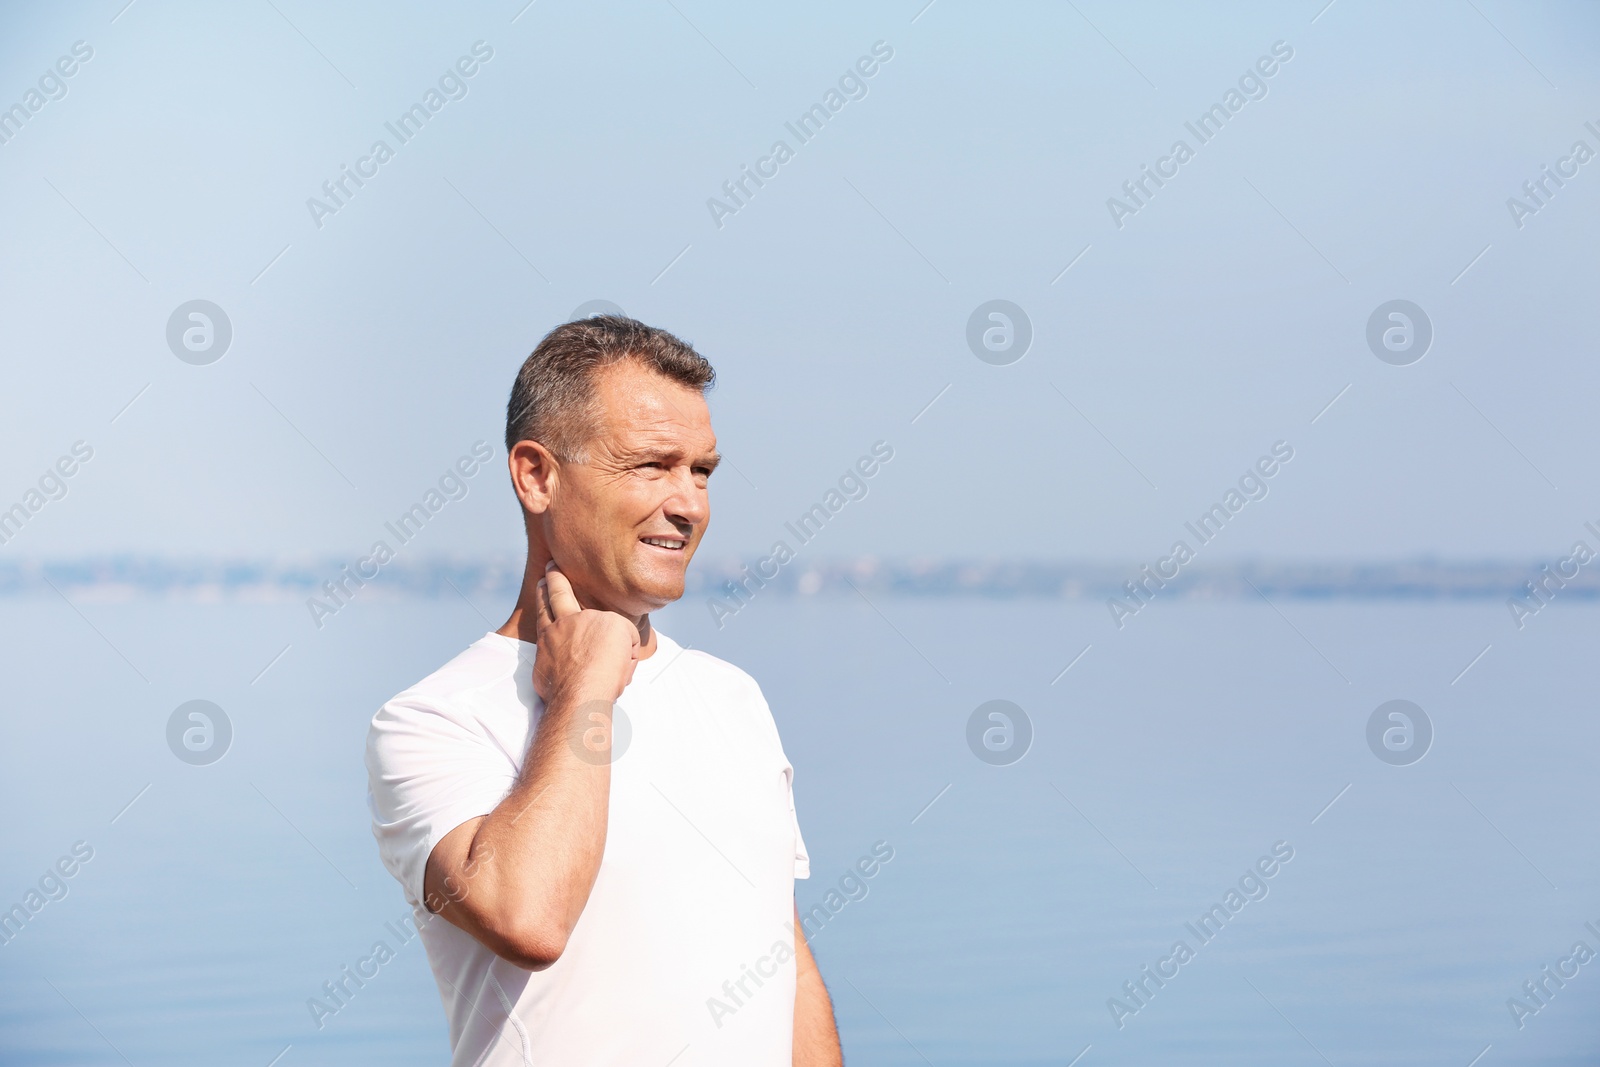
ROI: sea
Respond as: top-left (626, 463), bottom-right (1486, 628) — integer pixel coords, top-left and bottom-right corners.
top-left (2, 589), bottom-right (1596, 1065)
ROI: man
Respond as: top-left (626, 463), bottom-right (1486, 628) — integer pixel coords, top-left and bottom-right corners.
top-left (365, 316), bottom-right (843, 1065)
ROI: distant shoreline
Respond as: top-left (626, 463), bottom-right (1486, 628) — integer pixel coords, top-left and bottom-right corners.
top-left (0, 556), bottom-right (1590, 602)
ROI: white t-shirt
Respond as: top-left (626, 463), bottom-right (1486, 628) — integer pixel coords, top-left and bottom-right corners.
top-left (365, 628), bottom-right (810, 1066)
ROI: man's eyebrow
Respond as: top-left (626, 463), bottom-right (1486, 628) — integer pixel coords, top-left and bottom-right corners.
top-left (624, 446), bottom-right (721, 469)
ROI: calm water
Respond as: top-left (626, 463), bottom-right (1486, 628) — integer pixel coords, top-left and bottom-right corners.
top-left (2, 591), bottom-right (1596, 1065)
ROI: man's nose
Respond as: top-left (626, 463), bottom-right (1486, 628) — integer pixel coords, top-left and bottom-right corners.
top-left (662, 471), bottom-right (709, 528)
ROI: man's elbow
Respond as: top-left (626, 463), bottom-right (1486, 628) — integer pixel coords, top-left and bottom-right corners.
top-left (491, 911), bottom-right (570, 970)
top-left (433, 873), bottom-right (576, 968)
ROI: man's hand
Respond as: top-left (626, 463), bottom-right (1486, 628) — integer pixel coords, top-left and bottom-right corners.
top-left (531, 561), bottom-right (640, 706)
top-left (420, 561), bottom-right (639, 969)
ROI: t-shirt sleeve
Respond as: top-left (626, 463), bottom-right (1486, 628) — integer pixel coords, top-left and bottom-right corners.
top-left (724, 666), bottom-right (812, 881)
top-left (762, 683), bottom-right (810, 881)
top-left (785, 760), bottom-right (811, 881)
top-left (365, 694), bottom-right (521, 910)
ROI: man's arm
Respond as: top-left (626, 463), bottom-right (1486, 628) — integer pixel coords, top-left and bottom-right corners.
top-left (422, 564), bottom-right (638, 968)
top-left (794, 902), bottom-right (843, 1066)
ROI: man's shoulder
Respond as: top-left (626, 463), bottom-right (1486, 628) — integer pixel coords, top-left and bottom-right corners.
top-left (663, 638), bottom-right (768, 705)
top-left (660, 641), bottom-right (792, 757)
top-left (370, 631), bottom-right (527, 729)
top-left (646, 639), bottom-right (777, 729)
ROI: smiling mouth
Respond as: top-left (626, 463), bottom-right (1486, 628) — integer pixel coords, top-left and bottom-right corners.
top-left (640, 536), bottom-right (688, 551)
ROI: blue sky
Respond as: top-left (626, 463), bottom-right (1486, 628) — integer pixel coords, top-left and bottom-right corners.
top-left (2, 0), bottom-right (1597, 564)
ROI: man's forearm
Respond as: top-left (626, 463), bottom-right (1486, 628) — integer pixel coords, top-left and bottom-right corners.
top-left (482, 697), bottom-right (609, 908)
top-left (427, 693), bottom-right (615, 964)
top-left (794, 913), bottom-right (843, 1066)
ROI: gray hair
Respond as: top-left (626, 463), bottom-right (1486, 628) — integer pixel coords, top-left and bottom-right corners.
top-left (505, 315), bottom-right (715, 462)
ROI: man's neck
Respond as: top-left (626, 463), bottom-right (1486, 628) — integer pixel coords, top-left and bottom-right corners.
top-left (621, 612), bottom-right (657, 658)
top-left (497, 567), bottom-right (658, 659)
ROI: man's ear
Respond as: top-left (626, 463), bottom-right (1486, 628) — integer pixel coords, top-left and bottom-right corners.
top-left (509, 440), bottom-right (559, 515)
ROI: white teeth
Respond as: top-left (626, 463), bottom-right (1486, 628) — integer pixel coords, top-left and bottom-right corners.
top-left (642, 537), bottom-right (684, 549)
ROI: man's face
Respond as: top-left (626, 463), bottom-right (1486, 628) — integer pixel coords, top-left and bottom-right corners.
top-left (543, 360), bottom-right (718, 618)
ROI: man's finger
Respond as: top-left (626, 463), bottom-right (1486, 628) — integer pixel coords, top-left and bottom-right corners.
top-left (543, 565), bottom-right (583, 618)
top-left (533, 578), bottom-right (550, 637)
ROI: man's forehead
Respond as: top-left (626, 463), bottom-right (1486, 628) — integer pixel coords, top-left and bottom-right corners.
top-left (592, 361), bottom-right (716, 451)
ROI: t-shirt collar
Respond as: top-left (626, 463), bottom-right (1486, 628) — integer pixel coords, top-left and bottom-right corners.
top-left (486, 625), bottom-right (682, 687)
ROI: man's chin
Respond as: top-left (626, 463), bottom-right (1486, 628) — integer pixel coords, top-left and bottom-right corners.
top-left (625, 573), bottom-right (686, 614)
